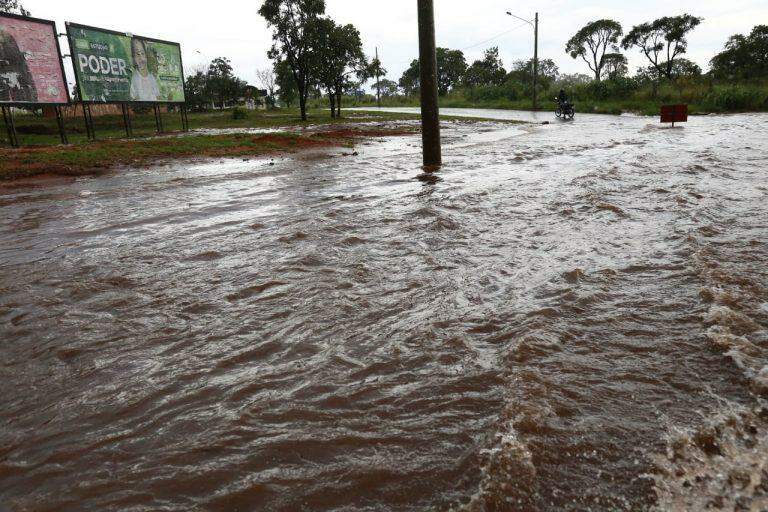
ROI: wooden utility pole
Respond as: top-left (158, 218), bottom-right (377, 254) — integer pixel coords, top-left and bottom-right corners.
top-left (533, 12), bottom-right (539, 110)
top-left (417, 0), bottom-right (441, 167)
top-left (375, 47), bottom-right (382, 108)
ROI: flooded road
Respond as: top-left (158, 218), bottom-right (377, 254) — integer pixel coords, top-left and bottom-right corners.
top-left (1, 110), bottom-right (767, 511)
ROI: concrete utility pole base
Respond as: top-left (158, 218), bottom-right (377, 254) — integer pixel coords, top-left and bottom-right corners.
top-left (417, 0), bottom-right (441, 168)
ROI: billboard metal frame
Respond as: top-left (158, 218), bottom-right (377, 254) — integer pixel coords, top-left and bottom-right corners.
top-left (1, 12), bottom-right (70, 146)
top-left (65, 21), bottom-right (190, 140)
top-left (65, 21), bottom-right (188, 106)
top-left (0, 12), bottom-right (71, 107)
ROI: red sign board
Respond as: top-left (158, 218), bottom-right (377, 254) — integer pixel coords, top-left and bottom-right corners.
top-left (661, 104), bottom-right (688, 124)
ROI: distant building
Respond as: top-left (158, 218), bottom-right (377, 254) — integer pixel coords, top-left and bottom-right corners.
top-left (242, 86), bottom-right (269, 110)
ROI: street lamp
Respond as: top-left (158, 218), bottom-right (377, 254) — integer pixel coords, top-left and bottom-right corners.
top-left (506, 11), bottom-right (539, 110)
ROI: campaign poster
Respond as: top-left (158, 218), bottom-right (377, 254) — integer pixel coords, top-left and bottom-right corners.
top-left (0, 14), bottom-right (69, 104)
top-left (68, 23), bottom-right (185, 103)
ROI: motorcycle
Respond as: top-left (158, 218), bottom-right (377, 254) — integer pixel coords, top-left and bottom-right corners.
top-left (555, 98), bottom-right (575, 120)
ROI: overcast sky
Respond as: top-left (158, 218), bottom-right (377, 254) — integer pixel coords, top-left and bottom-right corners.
top-left (23, 0), bottom-right (767, 91)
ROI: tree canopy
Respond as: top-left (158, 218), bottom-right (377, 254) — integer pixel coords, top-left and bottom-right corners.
top-left (259, 0), bottom-right (327, 120)
top-left (622, 15), bottom-right (702, 80)
top-left (398, 48), bottom-right (467, 97)
top-left (566, 20), bottom-right (623, 81)
top-left (0, 0), bottom-right (29, 15)
top-left (710, 25), bottom-right (768, 80)
top-left (464, 47), bottom-right (506, 88)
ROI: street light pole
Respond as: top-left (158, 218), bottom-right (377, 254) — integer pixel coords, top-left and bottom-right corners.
top-left (417, 0), bottom-right (441, 168)
top-left (506, 11), bottom-right (539, 110)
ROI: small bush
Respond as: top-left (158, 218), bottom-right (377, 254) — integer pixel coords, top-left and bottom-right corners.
top-left (231, 107), bottom-right (249, 120)
top-left (703, 86), bottom-right (763, 111)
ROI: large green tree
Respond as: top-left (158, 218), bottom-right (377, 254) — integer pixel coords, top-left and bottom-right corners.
top-left (274, 59), bottom-right (298, 108)
top-left (259, 0), bottom-right (326, 120)
top-left (464, 47), bottom-right (506, 88)
top-left (565, 20), bottom-right (623, 81)
top-left (206, 57), bottom-right (247, 109)
top-left (315, 18), bottom-right (367, 117)
top-left (0, 0), bottom-right (29, 15)
top-left (710, 25), bottom-right (768, 80)
top-left (398, 48), bottom-right (466, 97)
top-left (622, 15), bottom-right (702, 81)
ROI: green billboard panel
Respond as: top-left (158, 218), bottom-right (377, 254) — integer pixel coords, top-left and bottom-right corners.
top-left (67, 23), bottom-right (185, 104)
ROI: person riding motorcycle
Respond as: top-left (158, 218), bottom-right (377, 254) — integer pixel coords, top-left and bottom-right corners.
top-left (557, 89), bottom-right (570, 107)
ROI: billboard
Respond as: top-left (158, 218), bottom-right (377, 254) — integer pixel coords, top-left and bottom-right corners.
top-left (67, 23), bottom-right (185, 104)
top-left (0, 13), bottom-right (69, 105)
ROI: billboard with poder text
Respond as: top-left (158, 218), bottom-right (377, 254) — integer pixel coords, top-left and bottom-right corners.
top-left (0, 13), bottom-right (69, 105)
top-left (67, 23), bottom-right (185, 104)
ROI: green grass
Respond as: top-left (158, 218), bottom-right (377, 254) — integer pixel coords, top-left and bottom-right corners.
top-left (0, 121), bottom-right (419, 180)
top-left (2, 108), bottom-right (420, 148)
top-left (324, 81), bottom-right (768, 116)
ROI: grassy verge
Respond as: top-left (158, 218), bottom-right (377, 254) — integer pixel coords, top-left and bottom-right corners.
top-left (315, 82), bottom-right (768, 116)
top-left (2, 109), bottom-right (420, 147)
top-left (0, 125), bottom-right (417, 181)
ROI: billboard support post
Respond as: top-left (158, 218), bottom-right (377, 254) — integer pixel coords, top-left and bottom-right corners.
top-left (153, 105), bottom-right (164, 133)
top-left (2, 106), bottom-right (19, 148)
top-left (82, 103), bottom-right (95, 140)
top-left (54, 106), bottom-right (68, 145)
top-left (121, 104), bottom-right (133, 138)
top-left (180, 105), bottom-right (189, 132)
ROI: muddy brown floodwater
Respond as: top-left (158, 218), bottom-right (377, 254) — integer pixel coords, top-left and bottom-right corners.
top-left (1, 110), bottom-right (767, 511)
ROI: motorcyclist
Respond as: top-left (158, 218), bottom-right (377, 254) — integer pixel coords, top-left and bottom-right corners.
top-left (557, 89), bottom-right (569, 107)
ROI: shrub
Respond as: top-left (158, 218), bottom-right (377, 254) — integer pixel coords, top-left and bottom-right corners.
top-left (231, 107), bottom-right (249, 120)
top-left (703, 86), bottom-right (763, 111)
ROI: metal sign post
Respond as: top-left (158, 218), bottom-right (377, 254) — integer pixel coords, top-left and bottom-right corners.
top-left (82, 103), bottom-right (96, 140)
top-left (153, 105), bottom-right (164, 134)
top-left (2, 106), bottom-right (20, 148)
top-left (54, 106), bottom-right (68, 145)
top-left (180, 105), bottom-right (190, 132)
top-left (121, 104), bottom-right (133, 138)
top-left (417, 0), bottom-right (442, 168)
top-left (661, 104), bottom-right (689, 128)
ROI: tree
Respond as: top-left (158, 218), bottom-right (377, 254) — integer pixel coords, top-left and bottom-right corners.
top-left (399, 59), bottom-right (420, 96)
top-left (508, 58), bottom-right (559, 90)
top-left (435, 48), bottom-right (467, 95)
top-left (259, 0), bottom-right (326, 121)
top-left (464, 47), bottom-right (506, 88)
top-left (255, 68), bottom-right (278, 107)
top-left (375, 79), bottom-right (398, 97)
top-left (670, 58), bottom-right (701, 78)
top-left (566, 20), bottom-right (623, 81)
top-left (398, 48), bottom-right (467, 97)
top-left (315, 18), bottom-right (367, 117)
top-left (622, 15), bottom-right (703, 81)
top-left (0, 0), bottom-right (29, 15)
top-left (205, 57), bottom-right (246, 109)
top-left (602, 53), bottom-right (628, 80)
top-left (184, 70), bottom-right (210, 110)
top-left (274, 59), bottom-right (297, 108)
top-left (710, 25), bottom-right (768, 80)
top-left (367, 55), bottom-right (387, 105)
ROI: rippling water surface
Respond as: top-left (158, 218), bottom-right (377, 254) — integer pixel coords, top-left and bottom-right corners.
top-left (1, 110), bottom-right (767, 511)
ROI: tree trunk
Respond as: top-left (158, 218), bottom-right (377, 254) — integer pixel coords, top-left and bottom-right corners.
top-left (298, 84), bottom-right (308, 121)
top-left (329, 92), bottom-right (336, 119)
top-left (336, 89), bottom-right (342, 118)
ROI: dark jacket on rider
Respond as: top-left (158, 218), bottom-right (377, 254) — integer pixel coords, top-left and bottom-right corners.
top-left (557, 90), bottom-right (568, 105)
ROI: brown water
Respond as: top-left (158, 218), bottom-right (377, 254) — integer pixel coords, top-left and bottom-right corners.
top-left (1, 111), bottom-right (767, 511)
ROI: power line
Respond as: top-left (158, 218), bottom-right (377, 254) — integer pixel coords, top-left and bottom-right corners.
top-left (461, 22), bottom-right (530, 51)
